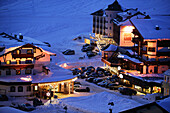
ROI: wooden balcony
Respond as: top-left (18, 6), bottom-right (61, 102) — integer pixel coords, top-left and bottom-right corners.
top-left (13, 54), bottom-right (34, 58)
top-left (0, 64), bottom-right (34, 69)
top-left (101, 58), bottom-right (121, 67)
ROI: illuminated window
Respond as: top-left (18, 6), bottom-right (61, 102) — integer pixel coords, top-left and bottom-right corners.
top-left (25, 69), bottom-right (31, 74)
top-left (18, 86), bottom-right (23, 92)
top-left (27, 86), bottom-right (31, 92)
top-left (10, 86), bottom-right (15, 92)
top-left (6, 60), bottom-right (11, 64)
top-left (33, 48), bottom-right (36, 53)
top-left (16, 60), bottom-right (21, 64)
top-left (34, 86), bottom-right (38, 91)
top-left (27, 50), bottom-right (32, 54)
top-left (16, 70), bottom-right (21, 75)
top-left (25, 60), bottom-right (32, 64)
top-left (6, 70), bottom-right (11, 75)
top-left (16, 50), bottom-right (21, 54)
top-left (124, 33), bottom-right (132, 43)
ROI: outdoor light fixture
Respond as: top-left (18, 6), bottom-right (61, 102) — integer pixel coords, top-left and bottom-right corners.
top-left (118, 66), bottom-right (121, 70)
top-left (119, 74), bottom-right (123, 79)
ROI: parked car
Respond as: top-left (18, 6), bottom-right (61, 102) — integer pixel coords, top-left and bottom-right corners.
top-left (71, 68), bottom-right (81, 75)
top-left (75, 86), bottom-right (90, 92)
top-left (33, 98), bottom-right (44, 107)
top-left (0, 95), bottom-right (8, 101)
top-left (87, 66), bottom-right (95, 71)
top-left (83, 44), bottom-right (90, 48)
top-left (97, 81), bottom-right (110, 87)
top-left (93, 78), bottom-right (103, 84)
top-left (108, 83), bottom-right (119, 90)
top-left (86, 51), bottom-right (97, 57)
top-left (81, 45), bottom-right (95, 52)
top-left (62, 49), bottom-right (75, 55)
top-left (79, 67), bottom-right (86, 73)
top-left (96, 67), bottom-right (105, 74)
top-left (77, 73), bottom-right (85, 79)
top-left (110, 85), bottom-right (123, 90)
top-left (89, 72), bottom-right (98, 77)
top-left (85, 77), bottom-right (95, 82)
top-left (85, 68), bottom-right (95, 75)
top-left (118, 87), bottom-right (137, 95)
top-left (18, 103), bottom-right (35, 111)
top-left (97, 71), bottom-right (105, 77)
top-left (103, 71), bottom-right (112, 76)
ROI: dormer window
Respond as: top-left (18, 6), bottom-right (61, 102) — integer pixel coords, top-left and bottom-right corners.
top-left (27, 50), bottom-right (32, 54)
top-left (33, 48), bottom-right (36, 53)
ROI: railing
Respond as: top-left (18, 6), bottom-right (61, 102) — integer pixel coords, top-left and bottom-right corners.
top-left (0, 64), bottom-right (34, 69)
top-left (13, 54), bottom-right (34, 58)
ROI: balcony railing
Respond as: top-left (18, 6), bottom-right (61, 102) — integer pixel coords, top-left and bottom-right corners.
top-left (0, 64), bottom-right (34, 69)
top-left (13, 54), bottom-right (34, 58)
top-left (101, 58), bottom-right (121, 67)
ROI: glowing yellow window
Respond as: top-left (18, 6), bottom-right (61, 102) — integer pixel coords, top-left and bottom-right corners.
top-left (6, 60), bottom-right (11, 64)
top-left (16, 50), bottom-right (21, 54)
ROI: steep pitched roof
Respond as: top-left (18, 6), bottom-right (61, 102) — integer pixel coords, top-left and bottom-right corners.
top-left (0, 43), bottom-right (43, 57)
top-left (91, 9), bottom-right (104, 16)
top-left (105, 0), bottom-right (123, 11)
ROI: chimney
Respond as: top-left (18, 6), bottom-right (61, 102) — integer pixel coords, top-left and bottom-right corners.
top-left (155, 25), bottom-right (160, 30)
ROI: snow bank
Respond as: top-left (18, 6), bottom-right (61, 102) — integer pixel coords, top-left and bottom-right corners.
top-left (0, 107), bottom-right (27, 113)
top-left (59, 91), bottom-right (142, 113)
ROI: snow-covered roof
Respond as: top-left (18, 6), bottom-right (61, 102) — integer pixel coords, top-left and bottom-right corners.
top-left (0, 107), bottom-right (27, 113)
top-left (157, 97), bottom-right (170, 112)
top-left (164, 69), bottom-right (170, 76)
top-left (118, 54), bottom-right (142, 64)
top-left (37, 71), bottom-right (76, 83)
top-left (130, 16), bottom-right (170, 40)
top-left (103, 44), bottom-right (117, 52)
top-left (0, 75), bottom-right (32, 83)
top-left (117, 20), bottom-right (132, 26)
top-left (0, 68), bottom-right (75, 84)
top-left (126, 72), bottom-right (164, 84)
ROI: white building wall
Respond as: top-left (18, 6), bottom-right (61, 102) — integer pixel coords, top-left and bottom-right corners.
top-left (0, 85), bottom-right (33, 96)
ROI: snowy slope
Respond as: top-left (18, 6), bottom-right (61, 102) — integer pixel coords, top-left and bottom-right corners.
top-left (59, 91), bottom-right (142, 113)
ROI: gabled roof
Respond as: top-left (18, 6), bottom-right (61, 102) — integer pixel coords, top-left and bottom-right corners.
top-left (91, 9), bottom-right (104, 16)
top-left (0, 43), bottom-right (56, 57)
top-left (0, 43), bottom-right (43, 57)
top-left (105, 0), bottom-right (124, 11)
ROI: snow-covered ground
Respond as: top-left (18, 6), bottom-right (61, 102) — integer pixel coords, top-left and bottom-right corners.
top-left (0, 0), bottom-right (169, 113)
